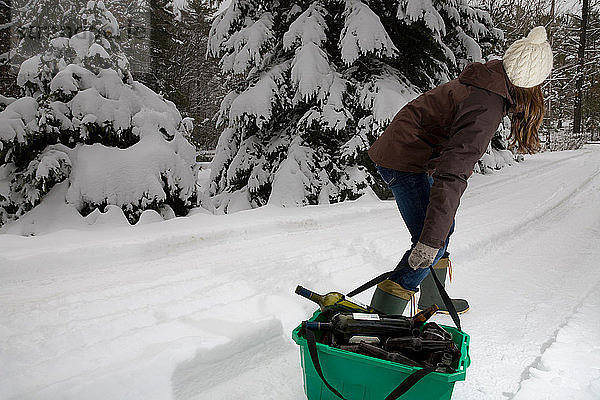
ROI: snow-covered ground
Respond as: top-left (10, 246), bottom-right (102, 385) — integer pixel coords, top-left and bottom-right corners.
top-left (1, 146), bottom-right (600, 400)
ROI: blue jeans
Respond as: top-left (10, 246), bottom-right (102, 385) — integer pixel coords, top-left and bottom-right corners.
top-left (377, 165), bottom-right (455, 292)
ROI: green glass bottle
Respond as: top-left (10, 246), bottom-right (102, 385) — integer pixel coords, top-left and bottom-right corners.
top-left (295, 285), bottom-right (377, 314)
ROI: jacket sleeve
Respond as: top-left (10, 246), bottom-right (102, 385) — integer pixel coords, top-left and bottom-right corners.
top-left (419, 87), bottom-right (504, 249)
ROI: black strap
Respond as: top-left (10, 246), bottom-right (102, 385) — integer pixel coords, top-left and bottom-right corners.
top-left (428, 266), bottom-right (462, 332)
top-left (347, 271), bottom-right (393, 297)
top-left (305, 328), bottom-right (348, 400)
top-left (305, 327), bottom-right (436, 400)
top-left (383, 364), bottom-right (437, 400)
top-left (347, 266), bottom-right (461, 332)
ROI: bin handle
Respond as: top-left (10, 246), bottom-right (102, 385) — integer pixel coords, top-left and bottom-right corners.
top-left (347, 266), bottom-right (462, 332)
top-left (304, 327), bottom-right (437, 400)
top-left (427, 266), bottom-right (462, 332)
top-left (305, 328), bottom-right (349, 400)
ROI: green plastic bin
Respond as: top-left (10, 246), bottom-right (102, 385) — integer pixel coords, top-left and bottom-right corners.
top-left (292, 310), bottom-right (471, 400)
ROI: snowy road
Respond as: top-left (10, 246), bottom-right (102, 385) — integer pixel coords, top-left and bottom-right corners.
top-left (1, 146), bottom-right (600, 400)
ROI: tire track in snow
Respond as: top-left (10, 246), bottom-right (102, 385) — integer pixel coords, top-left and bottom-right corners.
top-left (464, 149), bottom-right (590, 196)
top-left (448, 153), bottom-right (600, 400)
top-left (506, 275), bottom-right (600, 399)
top-left (1, 215), bottom-right (391, 328)
top-left (453, 163), bottom-right (600, 265)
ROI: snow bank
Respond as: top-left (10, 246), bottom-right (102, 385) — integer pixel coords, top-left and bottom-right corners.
top-left (66, 135), bottom-right (196, 216)
top-left (1, 181), bottom-right (176, 236)
top-left (1, 181), bottom-right (133, 236)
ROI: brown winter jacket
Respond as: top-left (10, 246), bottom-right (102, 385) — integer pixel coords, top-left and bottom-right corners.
top-left (368, 59), bottom-right (516, 249)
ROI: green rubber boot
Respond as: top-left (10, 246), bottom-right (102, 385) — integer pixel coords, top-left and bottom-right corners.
top-left (417, 258), bottom-right (470, 314)
top-left (370, 279), bottom-right (416, 315)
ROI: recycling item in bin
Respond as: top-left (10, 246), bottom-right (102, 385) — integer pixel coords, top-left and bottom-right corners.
top-left (293, 285), bottom-right (471, 400)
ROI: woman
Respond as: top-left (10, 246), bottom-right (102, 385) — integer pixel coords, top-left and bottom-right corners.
top-left (368, 26), bottom-right (553, 315)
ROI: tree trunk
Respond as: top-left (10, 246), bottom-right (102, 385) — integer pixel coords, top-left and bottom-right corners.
top-left (573, 0), bottom-right (589, 139)
top-left (546, 0), bottom-right (555, 146)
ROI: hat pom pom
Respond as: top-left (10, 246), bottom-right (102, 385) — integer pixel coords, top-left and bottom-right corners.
top-left (528, 26), bottom-right (548, 44)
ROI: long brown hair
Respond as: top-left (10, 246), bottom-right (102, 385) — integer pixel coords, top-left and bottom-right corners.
top-left (509, 85), bottom-right (545, 154)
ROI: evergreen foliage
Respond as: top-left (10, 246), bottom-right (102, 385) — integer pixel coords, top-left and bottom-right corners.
top-left (545, 8), bottom-right (600, 147)
top-left (480, 0), bottom-right (600, 149)
top-left (0, 0), bottom-right (197, 225)
top-left (206, 0), bottom-right (502, 212)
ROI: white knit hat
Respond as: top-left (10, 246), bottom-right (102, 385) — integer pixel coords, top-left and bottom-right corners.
top-left (503, 26), bottom-right (553, 88)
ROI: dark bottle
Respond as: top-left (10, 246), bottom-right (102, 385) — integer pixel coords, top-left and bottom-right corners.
top-left (358, 342), bottom-right (425, 367)
top-left (428, 351), bottom-right (456, 373)
top-left (421, 322), bottom-right (452, 341)
top-left (295, 285), bottom-right (377, 314)
top-left (411, 304), bottom-right (439, 327)
top-left (302, 313), bottom-right (416, 342)
top-left (339, 342), bottom-right (457, 372)
top-left (337, 344), bottom-right (363, 353)
top-left (385, 337), bottom-right (460, 374)
top-left (338, 342), bottom-right (425, 368)
top-left (319, 330), bottom-right (335, 346)
top-left (348, 335), bottom-right (380, 345)
top-left (385, 337), bottom-right (460, 354)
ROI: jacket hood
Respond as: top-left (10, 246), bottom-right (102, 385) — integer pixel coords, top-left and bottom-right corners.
top-left (458, 59), bottom-right (516, 106)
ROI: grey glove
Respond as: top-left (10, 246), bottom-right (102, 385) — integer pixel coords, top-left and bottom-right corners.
top-left (408, 241), bottom-right (439, 270)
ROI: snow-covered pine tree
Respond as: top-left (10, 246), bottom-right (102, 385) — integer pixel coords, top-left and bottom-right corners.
top-left (4, 0), bottom-right (148, 98)
top-left (0, 0), bottom-right (197, 225)
top-left (205, 0), bottom-right (502, 212)
top-left (475, 115), bottom-right (521, 174)
top-left (11, 0), bottom-right (73, 57)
